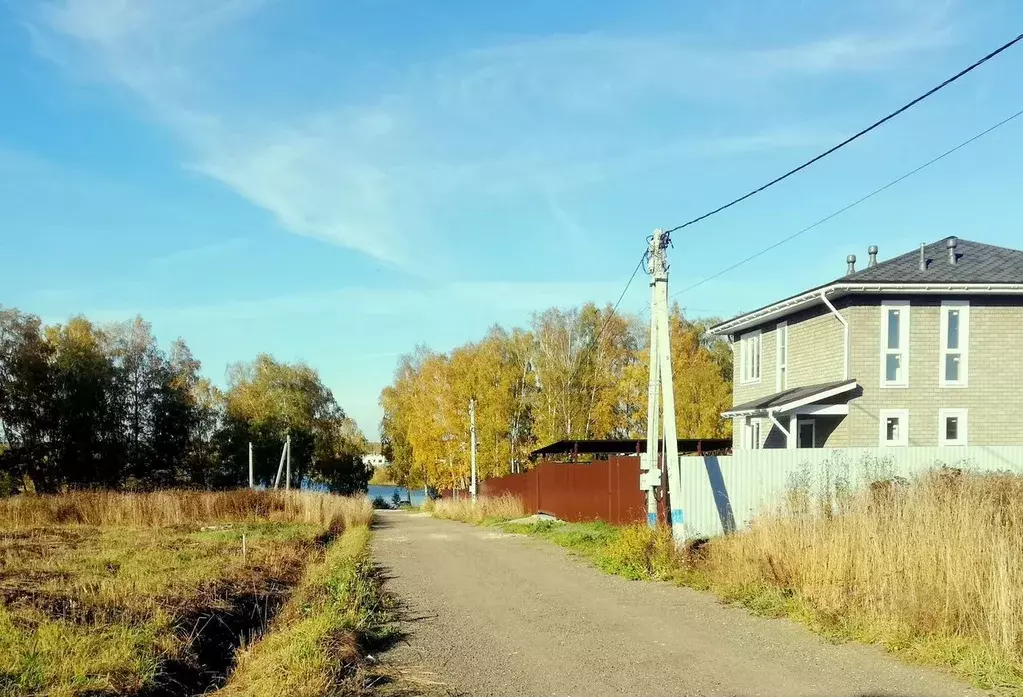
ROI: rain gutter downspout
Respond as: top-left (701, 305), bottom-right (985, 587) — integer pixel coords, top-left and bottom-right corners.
top-left (820, 291), bottom-right (849, 380)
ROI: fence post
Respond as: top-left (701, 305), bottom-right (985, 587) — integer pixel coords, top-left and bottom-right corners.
top-left (608, 457), bottom-right (614, 523)
top-left (535, 464), bottom-right (541, 514)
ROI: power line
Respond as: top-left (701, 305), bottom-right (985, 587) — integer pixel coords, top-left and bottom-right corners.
top-left (595, 252), bottom-right (647, 341)
top-left (670, 106), bottom-right (1023, 300)
top-left (665, 31), bottom-right (1023, 235)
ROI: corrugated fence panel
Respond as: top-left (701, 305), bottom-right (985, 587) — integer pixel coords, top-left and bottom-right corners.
top-left (480, 470), bottom-right (538, 513)
top-left (676, 446), bottom-right (1023, 538)
top-left (540, 460), bottom-right (611, 522)
top-left (611, 456), bottom-right (650, 525)
top-left (480, 457), bottom-right (650, 524)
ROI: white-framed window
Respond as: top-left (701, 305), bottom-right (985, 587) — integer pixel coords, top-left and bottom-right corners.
top-left (745, 419), bottom-right (762, 450)
top-left (776, 321), bottom-right (788, 391)
top-left (939, 408), bottom-right (968, 446)
top-left (740, 330), bottom-right (761, 384)
top-left (879, 409), bottom-right (909, 447)
top-left (880, 301), bottom-right (910, 388)
top-left (939, 301), bottom-right (969, 387)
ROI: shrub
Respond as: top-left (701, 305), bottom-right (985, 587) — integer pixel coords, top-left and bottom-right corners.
top-left (598, 524), bottom-right (681, 580)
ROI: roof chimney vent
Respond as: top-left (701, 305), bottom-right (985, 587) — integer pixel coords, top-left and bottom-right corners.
top-left (947, 236), bottom-right (958, 265)
top-left (846, 254), bottom-right (856, 274)
top-left (867, 245), bottom-right (878, 267)
top-left (919, 243), bottom-right (926, 271)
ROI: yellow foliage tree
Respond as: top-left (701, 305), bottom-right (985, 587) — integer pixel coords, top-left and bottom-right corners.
top-left (379, 302), bottom-right (732, 492)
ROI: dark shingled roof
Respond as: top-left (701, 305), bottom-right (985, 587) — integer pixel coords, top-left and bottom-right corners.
top-left (724, 379), bottom-right (856, 415)
top-left (843, 237), bottom-right (1023, 284)
top-left (531, 438), bottom-right (732, 458)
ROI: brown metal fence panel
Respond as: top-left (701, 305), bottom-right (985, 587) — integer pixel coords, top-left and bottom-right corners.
top-left (479, 456), bottom-right (655, 525)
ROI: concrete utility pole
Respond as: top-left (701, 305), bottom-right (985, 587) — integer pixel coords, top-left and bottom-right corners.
top-left (285, 433), bottom-right (292, 490)
top-left (469, 398), bottom-right (478, 501)
top-left (273, 439), bottom-right (287, 489)
top-left (248, 442), bottom-right (254, 489)
top-left (640, 228), bottom-right (685, 543)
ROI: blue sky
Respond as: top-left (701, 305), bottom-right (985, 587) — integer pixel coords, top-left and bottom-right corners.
top-left (2, 1), bottom-right (1022, 438)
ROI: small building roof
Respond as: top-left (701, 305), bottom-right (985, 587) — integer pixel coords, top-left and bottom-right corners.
top-left (531, 438), bottom-right (732, 459)
top-left (709, 237), bottom-right (1023, 336)
top-left (722, 379), bottom-right (858, 418)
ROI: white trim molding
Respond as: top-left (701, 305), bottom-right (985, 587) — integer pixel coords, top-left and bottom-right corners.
top-left (708, 282), bottom-right (1023, 337)
top-left (745, 419), bottom-right (762, 450)
top-left (880, 300), bottom-right (910, 389)
top-left (776, 320), bottom-right (788, 392)
top-left (939, 408), bottom-right (968, 446)
top-left (939, 300), bottom-right (969, 388)
top-left (879, 408), bottom-right (910, 447)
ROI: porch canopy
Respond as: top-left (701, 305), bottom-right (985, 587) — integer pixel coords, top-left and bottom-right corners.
top-left (722, 379), bottom-right (858, 436)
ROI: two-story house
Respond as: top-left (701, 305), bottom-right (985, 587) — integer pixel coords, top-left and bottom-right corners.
top-left (708, 237), bottom-right (1023, 450)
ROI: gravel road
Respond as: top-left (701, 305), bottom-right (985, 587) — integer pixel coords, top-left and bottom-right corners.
top-left (373, 510), bottom-right (983, 697)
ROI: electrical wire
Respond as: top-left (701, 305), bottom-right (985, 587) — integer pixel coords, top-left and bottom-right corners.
top-left (594, 252), bottom-right (648, 342)
top-left (664, 32), bottom-right (1023, 235)
top-left (669, 106), bottom-right (1023, 300)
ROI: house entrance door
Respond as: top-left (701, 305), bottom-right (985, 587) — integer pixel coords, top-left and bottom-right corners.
top-left (797, 419), bottom-right (816, 449)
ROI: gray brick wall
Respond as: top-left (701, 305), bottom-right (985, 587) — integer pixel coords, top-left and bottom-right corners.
top-left (844, 296), bottom-right (1023, 447)
top-left (728, 295), bottom-right (1023, 449)
top-left (731, 304), bottom-right (845, 449)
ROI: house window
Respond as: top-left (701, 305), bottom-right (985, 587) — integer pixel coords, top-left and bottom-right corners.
top-left (745, 419), bottom-right (761, 450)
top-left (939, 301), bottom-right (969, 387)
top-left (880, 301), bottom-right (910, 387)
top-left (879, 409), bottom-right (909, 447)
top-left (776, 321), bottom-right (788, 391)
top-left (939, 408), bottom-right (968, 446)
top-left (740, 330), bottom-right (761, 384)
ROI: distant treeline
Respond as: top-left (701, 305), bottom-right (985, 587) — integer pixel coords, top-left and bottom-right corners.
top-left (0, 307), bottom-right (369, 495)
top-left (379, 302), bottom-right (732, 492)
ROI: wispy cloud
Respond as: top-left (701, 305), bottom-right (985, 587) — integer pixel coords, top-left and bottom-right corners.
top-left (61, 279), bottom-right (628, 327)
top-left (25, 1), bottom-right (955, 269)
top-left (148, 237), bottom-right (250, 271)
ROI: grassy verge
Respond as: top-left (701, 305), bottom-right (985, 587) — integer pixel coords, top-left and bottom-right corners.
top-left (0, 490), bottom-right (372, 697)
top-left (491, 472), bottom-right (1023, 693)
top-left (217, 524), bottom-right (391, 697)
top-left (426, 495), bottom-right (524, 525)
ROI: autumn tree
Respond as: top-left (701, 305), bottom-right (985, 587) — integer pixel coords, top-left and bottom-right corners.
top-left (0, 308), bottom-right (58, 491)
top-left (624, 304), bottom-right (732, 438)
top-left (223, 354), bottom-right (370, 493)
top-left (45, 318), bottom-right (120, 487)
top-left (1, 304), bottom-right (367, 494)
top-left (378, 302), bottom-right (732, 492)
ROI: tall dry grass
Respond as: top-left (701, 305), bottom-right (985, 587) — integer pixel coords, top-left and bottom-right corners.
top-left (704, 469), bottom-right (1023, 681)
top-left (0, 489), bottom-right (372, 530)
top-left (430, 494), bottom-right (525, 524)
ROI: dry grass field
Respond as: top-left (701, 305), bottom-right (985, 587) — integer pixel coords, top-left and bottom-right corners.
top-left (498, 469), bottom-right (1023, 691)
top-left (425, 494), bottom-right (524, 524)
top-left (0, 490), bottom-right (373, 697)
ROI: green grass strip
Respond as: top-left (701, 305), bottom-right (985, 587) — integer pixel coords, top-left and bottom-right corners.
top-left (218, 525), bottom-right (390, 697)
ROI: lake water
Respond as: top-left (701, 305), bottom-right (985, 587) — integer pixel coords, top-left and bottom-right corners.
top-left (367, 484), bottom-right (427, 506)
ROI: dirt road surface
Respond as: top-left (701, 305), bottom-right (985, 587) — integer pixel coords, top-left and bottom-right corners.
top-left (373, 510), bottom-right (982, 697)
